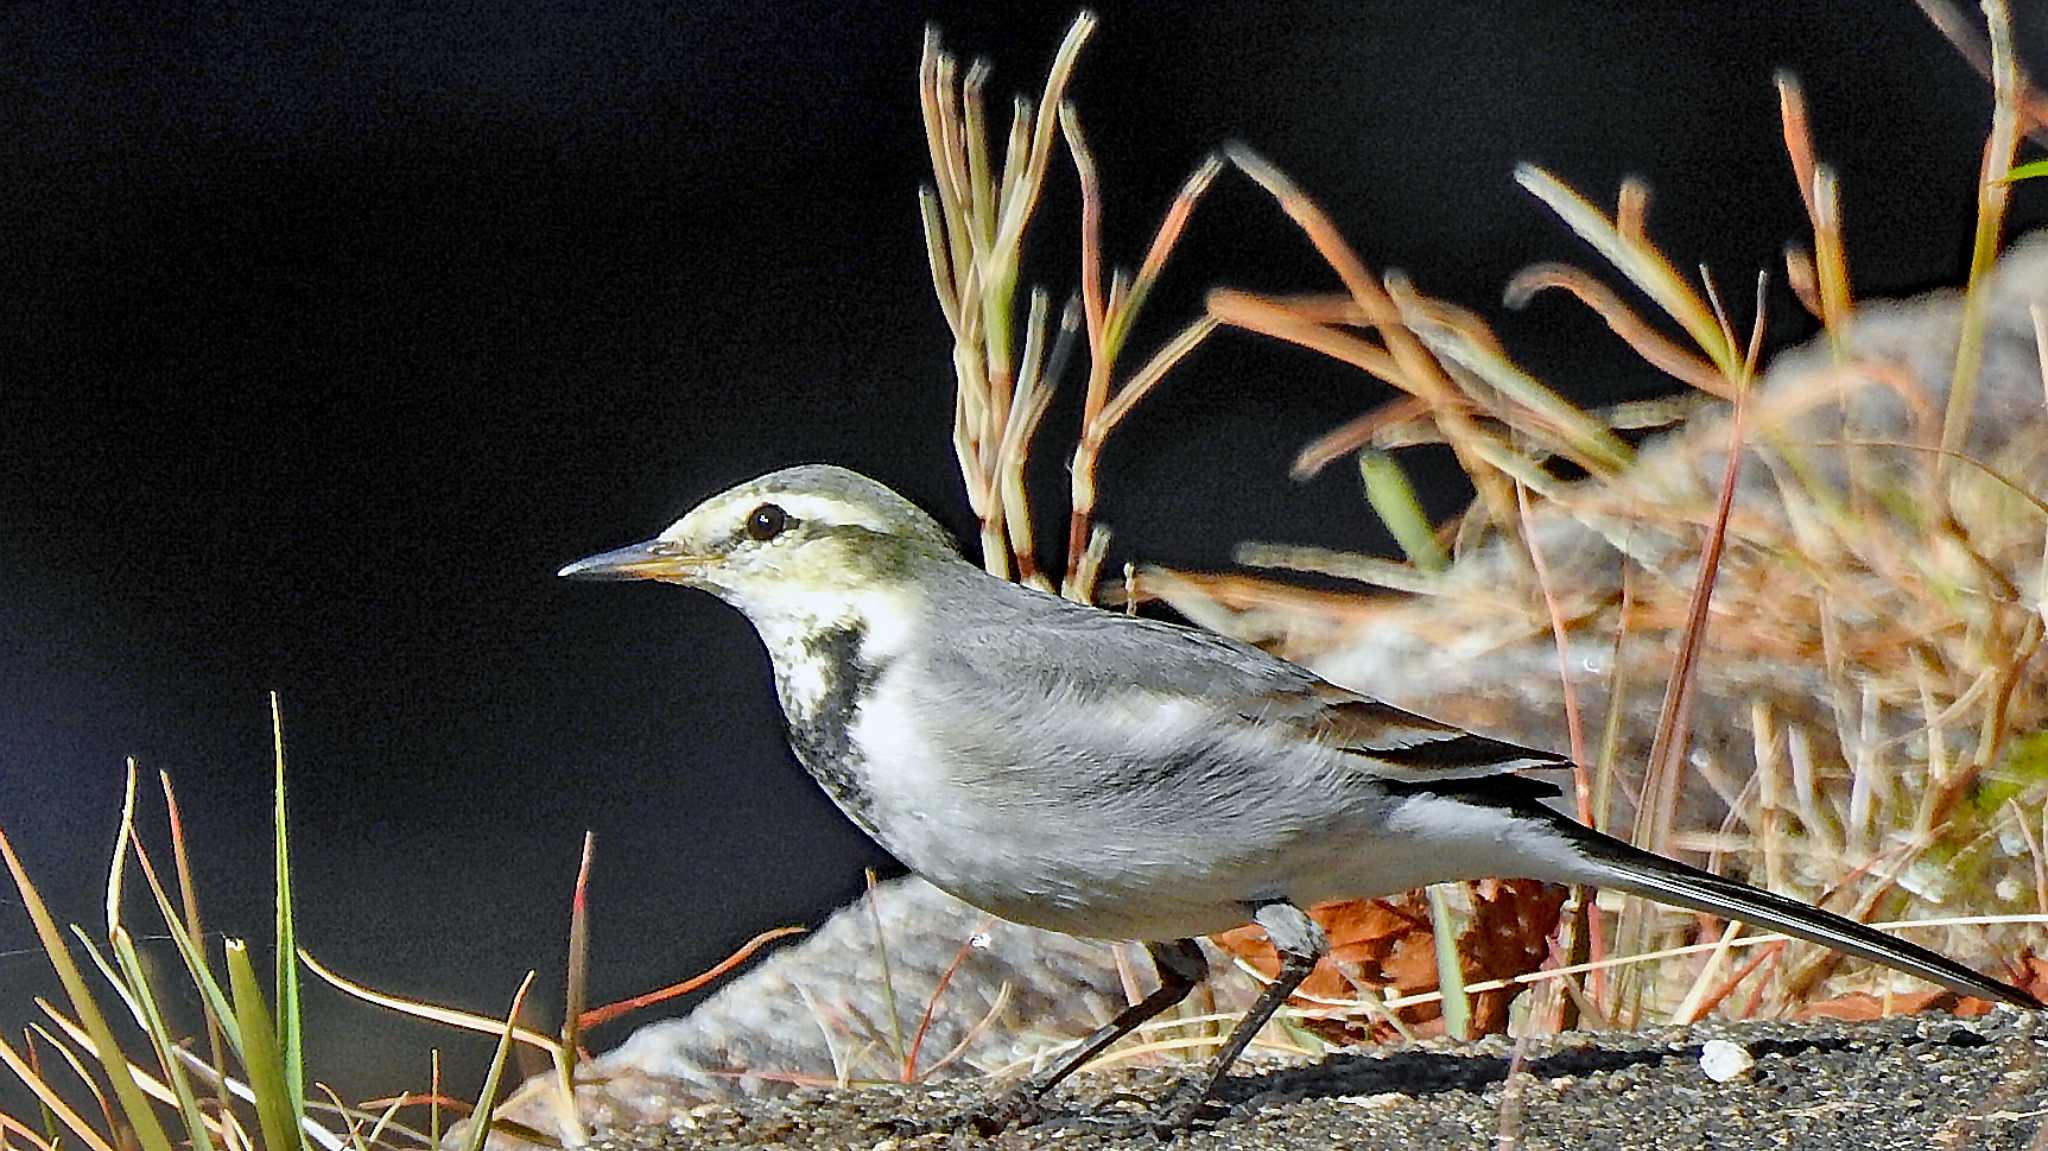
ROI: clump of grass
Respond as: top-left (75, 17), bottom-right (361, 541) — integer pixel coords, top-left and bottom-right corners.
top-left (919, 14), bottom-right (1221, 605)
top-left (0, 698), bottom-right (809, 1151)
top-left (0, 695), bottom-right (462, 1151)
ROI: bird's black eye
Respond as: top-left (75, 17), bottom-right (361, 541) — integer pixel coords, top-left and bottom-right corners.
top-left (745, 503), bottom-right (788, 542)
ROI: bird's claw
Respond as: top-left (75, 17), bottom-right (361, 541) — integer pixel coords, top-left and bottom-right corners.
top-left (1054, 1081), bottom-right (1216, 1141)
top-left (938, 1080), bottom-right (1216, 1140)
top-left (946, 1087), bottom-right (1050, 1136)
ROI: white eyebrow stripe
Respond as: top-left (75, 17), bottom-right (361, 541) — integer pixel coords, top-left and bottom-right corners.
top-left (773, 492), bottom-right (899, 534)
top-left (659, 490), bottom-right (899, 544)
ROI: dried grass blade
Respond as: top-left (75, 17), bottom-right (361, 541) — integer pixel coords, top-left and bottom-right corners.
top-left (1391, 278), bottom-right (1632, 475)
top-left (1515, 165), bottom-right (1738, 376)
top-left (160, 773), bottom-right (232, 1108)
top-left (1107, 153), bottom-right (1224, 360)
top-left (992, 12), bottom-right (1095, 257)
top-left (1635, 380), bottom-right (1750, 848)
top-left (961, 60), bottom-right (995, 252)
top-left (0, 1110), bottom-right (61, 1151)
top-left (575, 925), bottom-right (805, 1031)
top-left (903, 919), bottom-right (992, 1082)
top-left (1000, 296), bottom-right (1074, 592)
top-left (298, 949), bottom-right (560, 1054)
top-left (1503, 263), bottom-right (1729, 397)
top-left (1237, 542), bottom-right (1473, 600)
top-left (1775, 72), bottom-right (1819, 220)
top-left (1207, 289), bottom-right (1407, 385)
top-left (23, 1021), bottom-right (113, 1142)
top-left (0, 828), bottom-right (176, 1151)
top-left (918, 189), bottom-right (961, 336)
top-left (1222, 143), bottom-right (1449, 396)
top-left (0, 1033), bottom-right (119, 1151)
top-left (1068, 524), bottom-right (1113, 605)
top-left (1059, 103), bottom-right (1108, 425)
top-left (1091, 315), bottom-right (1217, 435)
top-left (917, 34), bottom-right (973, 296)
top-left (1292, 396), bottom-right (1433, 479)
top-left (106, 760), bottom-right (138, 942)
top-left (555, 832), bottom-right (595, 1147)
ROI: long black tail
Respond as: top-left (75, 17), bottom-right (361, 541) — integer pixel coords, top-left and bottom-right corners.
top-left (1555, 821), bottom-right (2041, 1009)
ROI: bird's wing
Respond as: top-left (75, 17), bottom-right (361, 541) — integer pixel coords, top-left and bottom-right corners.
top-left (1228, 679), bottom-right (1574, 812)
top-left (1279, 681), bottom-right (1569, 779)
top-left (928, 572), bottom-right (1571, 799)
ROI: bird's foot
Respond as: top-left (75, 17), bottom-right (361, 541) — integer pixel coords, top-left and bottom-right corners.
top-left (945, 1085), bottom-right (1052, 1136)
top-left (932, 1080), bottom-right (1218, 1141)
top-left (1057, 1080), bottom-right (1217, 1141)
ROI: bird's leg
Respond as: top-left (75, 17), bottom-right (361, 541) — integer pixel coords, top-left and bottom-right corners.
top-left (1122, 901), bottom-right (1326, 1135)
top-left (966, 938), bottom-right (1208, 1132)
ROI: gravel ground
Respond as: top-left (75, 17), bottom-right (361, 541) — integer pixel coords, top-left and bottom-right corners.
top-left (594, 1011), bottom-right (2048, 1150)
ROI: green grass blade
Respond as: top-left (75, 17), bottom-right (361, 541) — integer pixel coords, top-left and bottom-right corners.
top-left (2004, 156), bottom-right (2048, 182)
top-left (268, 693), bottom-right (308, 1140)
top-left (109, 928), bottom-right (217, 1151)
top-left (460, 974), bottom-right (537, 1151)
top-left (160, 771), bottom-right (235, 1119)
top-left (1425, 884), bottom-right (1472, 1042)
top-left (226, 939), bottom-right (301, 1151)
top-left (1359, 451), bottom-right (1446, 572)
top-left (129, 841), bottom-right (244, 1053)
top-left (68, 928), bottom-right (149, 1035)
top-left (0, 829), bottom-right (177, 1151)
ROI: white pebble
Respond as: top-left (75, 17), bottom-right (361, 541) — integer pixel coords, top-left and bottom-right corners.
top-left (1699, 1038), bottom-right (1756, 1082)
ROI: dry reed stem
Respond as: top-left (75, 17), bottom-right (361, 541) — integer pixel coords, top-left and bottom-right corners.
top-left (1224, 143), bottom-right (1521, 530)
top-left (1058, 117), bottom-right (1223, 599)
top-left (1517, 480), bottom-right (1609, 1024)
top-left (920, 14), bottom-right (1097, 583)
top-left (1938, 0), bottom-right (2020, 484)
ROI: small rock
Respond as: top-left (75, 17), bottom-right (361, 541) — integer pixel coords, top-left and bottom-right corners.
top-left (1334, 1092), bottom-right (1410, 1110)
top-left (1700, 1039), bottom-right (1756, 1083)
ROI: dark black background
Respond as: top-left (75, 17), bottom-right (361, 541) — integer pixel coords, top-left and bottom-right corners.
top-left (3, 2), bottom-right (2044, 1103)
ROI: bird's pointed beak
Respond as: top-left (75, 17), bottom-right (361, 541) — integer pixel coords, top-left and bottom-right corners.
top-left (557, 538), bottom-right (711, 583)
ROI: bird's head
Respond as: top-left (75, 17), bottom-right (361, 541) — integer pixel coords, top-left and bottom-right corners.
top-left (557, 464), bottom-right (961, 609)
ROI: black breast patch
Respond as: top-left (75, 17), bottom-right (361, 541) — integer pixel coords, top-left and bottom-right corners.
top-left (781, 621), bottom-right (889, 831)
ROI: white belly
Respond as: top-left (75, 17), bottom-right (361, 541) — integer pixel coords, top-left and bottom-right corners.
top-left (835, 669), bottom-right (1385, 939)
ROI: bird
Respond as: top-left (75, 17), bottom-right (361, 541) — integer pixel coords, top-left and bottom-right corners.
top-left (560, 462), bottom-right (2040, 1133)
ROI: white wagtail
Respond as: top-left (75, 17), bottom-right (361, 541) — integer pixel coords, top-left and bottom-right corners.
top-left (561, 463), bottom-right (2039, 1132)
